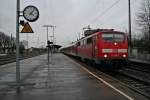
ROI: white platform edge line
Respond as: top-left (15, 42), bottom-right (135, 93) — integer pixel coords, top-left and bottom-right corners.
top-left (81, 66), bottom-right (134, 100)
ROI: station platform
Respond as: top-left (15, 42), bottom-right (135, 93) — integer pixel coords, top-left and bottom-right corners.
top-left (1, 53), bottom-right (148, 100)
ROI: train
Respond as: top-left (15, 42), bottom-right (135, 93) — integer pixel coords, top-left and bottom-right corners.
top-left (61, 29), bottom-right (128, 69)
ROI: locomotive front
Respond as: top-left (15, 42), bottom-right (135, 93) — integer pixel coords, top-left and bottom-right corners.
top-left (95, 31), bottom-right (128, 65)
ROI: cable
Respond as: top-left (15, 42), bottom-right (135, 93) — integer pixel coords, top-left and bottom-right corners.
top-left (89, 0), bottom-right (121, 25)
top-left (101, 0), bottom-right (138, 31)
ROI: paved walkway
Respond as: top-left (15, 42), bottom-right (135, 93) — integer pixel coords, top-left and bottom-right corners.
top-left (0, 53), bottom-right (144, 100)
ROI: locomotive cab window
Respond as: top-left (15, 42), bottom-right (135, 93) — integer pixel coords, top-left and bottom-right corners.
top-left (102, 33), bottom-right (125, 42)
top-left (87, 37), bottom-right (92, 44)
top-left (114, 34), bottom-right (125, 42)
top-left (102, 34), bottom-right (113, 42)
top-left (77, 42), bottom-right (80, 46)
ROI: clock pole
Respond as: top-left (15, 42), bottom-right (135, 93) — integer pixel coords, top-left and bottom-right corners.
top-left (16, 0), bottom-right (20, 93)
top-left (16, 3), bottom-right (39, 93)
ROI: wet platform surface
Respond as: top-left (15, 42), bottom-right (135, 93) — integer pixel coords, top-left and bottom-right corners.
top-left (0, 53), bottom-right (147, 100)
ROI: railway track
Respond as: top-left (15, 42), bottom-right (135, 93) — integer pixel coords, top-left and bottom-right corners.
top-left (99, 63), bottom-right (150, 99)
top-left (0, 56), bottom-right (16, 65)
top-left (67, 55), bottom-right (150, 99)
top-left (118, 67), bottom-right (150, 83)
top-left (112, 62), bottom-right (150, 98)
top-left (112, 70), bottom-right (150, 99)
top-left (127, 61), bottom-right (150, 73)
top-left (0, 53), bottom-right (45, 66)
top-left (100, 65), bottom-right (150, 99)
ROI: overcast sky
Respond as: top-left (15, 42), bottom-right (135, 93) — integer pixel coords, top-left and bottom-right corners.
top-left (0, 0), bottom-right (142, 47)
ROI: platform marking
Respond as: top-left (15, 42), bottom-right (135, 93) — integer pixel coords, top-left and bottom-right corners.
top-left (81, 67), bottom-right (134, 100)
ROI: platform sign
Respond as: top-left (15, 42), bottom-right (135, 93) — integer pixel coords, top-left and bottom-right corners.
top-left (21, 22), bottom-right (34, 33)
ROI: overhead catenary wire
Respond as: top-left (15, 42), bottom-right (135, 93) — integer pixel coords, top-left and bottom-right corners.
top-left (89, 0), bottom-right (121, 25)
top-left (112, 0), bottom-right (137, 31)
top-left (81, 0), bottom-right (121, 38)
top-left (89, 0), bottom-right (138, 28)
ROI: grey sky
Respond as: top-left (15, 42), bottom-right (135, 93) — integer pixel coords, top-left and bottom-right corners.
top-left (0, 0), bottom-right (142, 47)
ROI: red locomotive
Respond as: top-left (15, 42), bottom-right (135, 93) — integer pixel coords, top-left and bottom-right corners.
top-left (61, 29), bottom-right (128, 69)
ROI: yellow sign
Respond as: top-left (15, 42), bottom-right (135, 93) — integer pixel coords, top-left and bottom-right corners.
top-left (21, 22), bottom-right (34, 33)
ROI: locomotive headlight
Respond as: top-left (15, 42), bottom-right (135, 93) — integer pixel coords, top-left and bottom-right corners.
top-left (104, 54), bottom-right (107, 58)
top-left (123, 54), bottom-right (126, 58)
top-left (114, 42), bottom-right (117, 46)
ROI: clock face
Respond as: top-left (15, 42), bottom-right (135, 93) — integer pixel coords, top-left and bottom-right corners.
top-left (23, 6), bottom-right (39, 22)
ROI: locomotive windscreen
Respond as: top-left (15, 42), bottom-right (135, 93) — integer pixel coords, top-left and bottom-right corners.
top-left (102, 33), bottom-right (124, 42)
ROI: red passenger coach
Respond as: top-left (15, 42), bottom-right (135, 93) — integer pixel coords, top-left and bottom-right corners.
top-left (61, 29), bottom-right (128, 69)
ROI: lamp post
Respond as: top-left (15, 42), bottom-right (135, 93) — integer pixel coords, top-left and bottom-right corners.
top-left (16, 0), bottom-right (20, 92)
top-left (128, 0), bottom-right (132, 55)
top-left (49, 25), bottom-right (56, 53)
top-left (43, 25), bottom-right (52, 64)
top-left (16, 0), bottom-right (39, 93)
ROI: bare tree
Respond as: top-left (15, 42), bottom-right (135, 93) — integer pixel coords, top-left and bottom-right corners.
top-left (136, 0), bottom-right (150, 52)
top-left (0, 32), bottom-right (16, 54)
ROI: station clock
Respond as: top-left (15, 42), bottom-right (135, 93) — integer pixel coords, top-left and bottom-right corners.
top-left (23, 5), bottom-right (39, 22)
